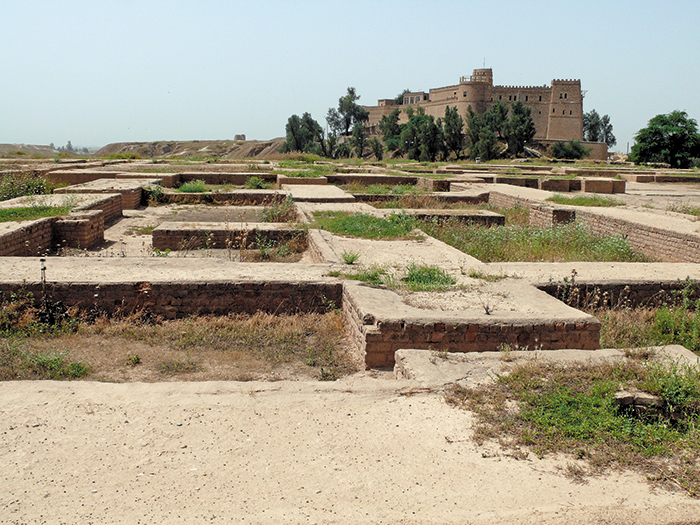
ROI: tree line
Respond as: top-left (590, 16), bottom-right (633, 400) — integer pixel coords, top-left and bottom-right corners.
top-left (282, 88), bottom-right (618, 161)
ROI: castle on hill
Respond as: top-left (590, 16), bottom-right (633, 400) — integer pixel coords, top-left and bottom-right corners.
top-left (364, 68), bottom-right (584, 143)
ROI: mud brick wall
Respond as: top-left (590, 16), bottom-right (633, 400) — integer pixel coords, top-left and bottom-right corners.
top-left (159, 192), bottom-right (285, 205)
top-left (325, 174), bottom-right (418, 186)
top-left (529, 205), bottom-right (575, 228)
top-left (538, 281), bottom-right (696, 309)
top-left (490, 191), bottom-right (700, 262)
top-left (342, 287), bottom-right (371, 365)
top-left (81, 194), bottom-right (122, 224)
top-left (57, 187), bottom-right (142, 209)
top-left (0, 281), bottom-right (343, 320)
top-left (361, 318), bottom-right (601, 369)
top-left (54, 211), bottom-right (104, 249)
top-left (416, 178), bottom-right (450, 192)
top-left (152, 227), bottom-right (305, 251)
top-left (574, 209), bottom-right (700, 262)
top-left (178, 173), bottom-right (277, 185)
top-left (0, 218), bottom-right (55, 256)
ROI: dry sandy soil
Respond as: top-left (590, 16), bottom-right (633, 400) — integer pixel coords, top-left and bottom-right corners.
top-left (2, 374), bottom-right (700, 525)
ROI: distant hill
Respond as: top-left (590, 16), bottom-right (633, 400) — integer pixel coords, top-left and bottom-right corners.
top-left (0, 143), bottom-right (60, 157)
top-left (95, 139), bottom-right (286, 159)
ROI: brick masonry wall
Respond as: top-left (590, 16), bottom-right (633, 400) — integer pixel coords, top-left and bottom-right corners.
top-left (0, 218), bottom-right (55, 256)
top-left (152, 227), bottom-right (306, 251)
top-left (82, 194), bottom-right (122, 224)
top-left (0, 281), bottom-right (344, 320)
top-left (360, 317), bottom-right (600, 369)
top-left (54, 211), bottom-right (104, 249)
top-left (489, 190), bottom-right (700, 262)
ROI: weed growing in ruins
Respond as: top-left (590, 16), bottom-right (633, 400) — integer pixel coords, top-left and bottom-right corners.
top-left (401, 263), bottom-right (456, 292)
top-left (177, 179), bottom-right (210, 193)
top-left (312, 211), bottom-right (417, 240)
top-left (668, 203), bottom-right (700, 217)
top-left (244, 176), bottom-right (272, 189)
top-left (341, 250), bottom-right (360, 265)
top-left (329, 266), bottom-right (389, 286)
top-left (467, 269), bottom-right (510, 281)
top-left (0, 172), bottom-right (55, 202)
top-left (546, 194), bottom-right (623, 207)
top-left (420, 218), bottom-right (646, 263)
top-left (261, 196), bottom-right (297, 222)
top-left (446, 358), bottom-right (700, 497)
top-left (342, 182), bottom-right (424, 195)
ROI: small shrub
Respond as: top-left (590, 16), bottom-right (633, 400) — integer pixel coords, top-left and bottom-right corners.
top-left (178, 179), bottom-right (209, 193)
top-left (341, 250), bottom-right (360, 265)
top-left (550, 140), bottom-right (591, 159)
top-left (0, 172), bottom-right (55, 202)
top-left (261, 196), bottom-right (296, 222)
top-left (244, 176), bottom-right (271, 189)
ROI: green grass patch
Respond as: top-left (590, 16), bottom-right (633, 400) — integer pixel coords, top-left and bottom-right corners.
top-left (401, 263), bottom-right (456, 291)
top-left (0, 206), bottom-right (71, 223)
top-left (261, 196), bottom-right (297, 222)
top-left (447, 358), bottom-right (700, 496)
top-left (421, 218), bottom-right (646, 263)
top-left (177, 179), bottom-right (210, 193)
top-left (311, 211), bottom-right (417, 240)
top-left (546, 193), bottom-right (623, 207)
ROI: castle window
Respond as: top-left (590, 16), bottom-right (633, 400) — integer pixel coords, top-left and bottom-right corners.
top-left (499, 95), bottom-right (502, 100)
top-left (570, 110), bottom-right (573, 115)
top-left (553, 108), bottom-right (555, 113)
top-left (538, 111), bottom-right (541, 114)
top-left (525, 96), bottom-right (529, 101)
top-left (539, 96), bottom-right (542, 101)
top-left (564, 93), bottom-right (568, 99)
top-left (563, 110), bottom-right (565, 115)
top-left (509, 95), bottom-right (512, 101)
top-left (559, 93), bottom-right (563, 99)
top-left (464, 92), bottom-right (467, 97)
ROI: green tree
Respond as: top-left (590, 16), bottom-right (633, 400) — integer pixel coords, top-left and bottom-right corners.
top-left (335, 87), bottom-right (369, 135)
top-left (630, 110), bottom-right (700, 168)
top-left (503, 101), bottom-right (536, 156)
top-left (394, 89), bottom-right (411, 105)
top-left (475, 129), bottom-right (499, 161)
top-left (351, 122), bottom-right (368, 158)
top-left (600, 114), bottom-right (616, 148)
top-left (583, 110), bottom-right (602, 142)
top-left (442, 106), bottom-right (464, 159)
top-left (583, 110), bottom-right (616, 147)
top-left (282, 112), bottom-right (323, 153)
top-left (551, 140), bottom-right (590, 159)
top-left (483, 101), bottom-right (509, 139)
top-left (379, 108), bottom-right (402, 153)
top-left (370, 137), bottom-right (384, 160)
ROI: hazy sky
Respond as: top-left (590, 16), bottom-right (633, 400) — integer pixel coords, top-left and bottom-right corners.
top-left (2, 0), bottom-right (699, 152)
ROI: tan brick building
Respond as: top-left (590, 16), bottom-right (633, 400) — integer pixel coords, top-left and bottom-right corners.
top-left (364, 68), bottom-right (584, 142)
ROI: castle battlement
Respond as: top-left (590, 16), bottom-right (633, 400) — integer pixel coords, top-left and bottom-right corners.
top-left (364, 68), bottom-right (584, 142)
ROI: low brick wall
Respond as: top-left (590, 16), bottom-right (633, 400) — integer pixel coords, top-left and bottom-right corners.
top-left (490, 190), bottom-right (700, 262)
top-left (0, 210), bottom-right (105, 256)
top-left (179, 172), bottom-right (277, 185)
top-left (158, 191), bottom-right (286, 205)
top-left (538, 280), bottom-right (697, 310)
top-left (54, 211), bottom-right (104, 249)
top-left (56, 187), bottom-right (143, 209)
top-left (581, 178), bottom-right (626, 194)
top-left (0, 218), bottom-right (54, 256)
top-left (352, 193), bottom-right (488, 205)
top-left (80, 194), bottom-right (122, 224)
top-left (325, 174), bottom-right (418, 186)
top-left (0, 280), bottom-right (344, 320)
top-left (152, 223), bottom-right (306, 251)
top-left (361, 318), bottom-right (601, 368)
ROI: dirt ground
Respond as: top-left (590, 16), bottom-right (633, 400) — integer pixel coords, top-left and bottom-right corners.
top-left (2, 376), bottom-right (700, 525)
